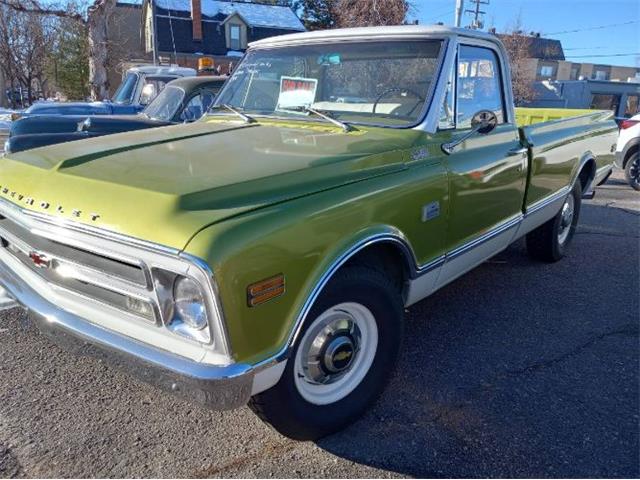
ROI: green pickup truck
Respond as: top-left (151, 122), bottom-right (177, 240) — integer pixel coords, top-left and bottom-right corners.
top-left (0, 26), bottom-right (616, 440)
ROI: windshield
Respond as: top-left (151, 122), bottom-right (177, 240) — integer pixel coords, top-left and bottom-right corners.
top-left (142, 85), bottom-right (185, 121)
top-left (213, 40), bottom-right (443, 127)
top-left (112, 72), bottom-right (139, 104)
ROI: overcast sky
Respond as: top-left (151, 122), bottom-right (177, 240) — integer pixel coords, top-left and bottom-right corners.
top-left (412, 0), bottom-right (640, 67)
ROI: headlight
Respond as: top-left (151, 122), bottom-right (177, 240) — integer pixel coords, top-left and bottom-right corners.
top-left (173, 276), bottom-right (208, 330)
top-left (3, 139), bottom-right (10, 154)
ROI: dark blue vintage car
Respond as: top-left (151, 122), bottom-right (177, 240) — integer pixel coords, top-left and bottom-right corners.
top-left (5, 76), bottom-right (226, 154)
top-left (18, 66), bottom-right (197, 119)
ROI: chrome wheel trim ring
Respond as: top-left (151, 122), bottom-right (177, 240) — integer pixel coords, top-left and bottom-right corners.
top-left (294, 302), bottom-right (379, 406)
top-left (558, 193), bottom-right (575, 244)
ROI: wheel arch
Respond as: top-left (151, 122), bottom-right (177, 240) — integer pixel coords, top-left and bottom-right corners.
top-left (573, 152), bottom-right (597, 193)
top-left (623, 140), bottom-right (639, 168)
top-left (284, 228), bottom-right (417, 356)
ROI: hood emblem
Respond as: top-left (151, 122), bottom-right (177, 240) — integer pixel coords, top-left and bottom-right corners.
top-left (0, 185), bottom-right (102, 222)
top-left (29, 251), bottom-right (51, 269)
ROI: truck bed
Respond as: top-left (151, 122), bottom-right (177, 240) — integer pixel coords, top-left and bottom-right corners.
top-left (515, 108), bottom-right (618, 210)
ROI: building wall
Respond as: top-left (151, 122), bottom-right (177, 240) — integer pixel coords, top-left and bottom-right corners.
top-left (556, 61), bottom-right (572, 81)
top-left (610, 66), bottom-right (640, 82)
top-left (578, 63), bottom-right (594, 80)
top-left (107, 3), bottom-right (151, 96)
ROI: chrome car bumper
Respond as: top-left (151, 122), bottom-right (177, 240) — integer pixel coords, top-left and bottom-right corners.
top-left (0, 258), bottom-right (255, 410)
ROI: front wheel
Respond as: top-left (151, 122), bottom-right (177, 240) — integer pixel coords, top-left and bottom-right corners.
top-left (526, 181), bottom-right (582, 262)
top-left (624, 152), bottom-right (640, 191)
top-left (249, 266), bottom-right (403, 440)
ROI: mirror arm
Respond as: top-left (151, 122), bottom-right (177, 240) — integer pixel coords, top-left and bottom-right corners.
top-left (441, 125), bottom-right (483, 155)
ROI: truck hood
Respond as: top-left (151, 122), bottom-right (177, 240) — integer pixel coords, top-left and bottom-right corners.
top-left (0, 118), bottom-right (412, 250)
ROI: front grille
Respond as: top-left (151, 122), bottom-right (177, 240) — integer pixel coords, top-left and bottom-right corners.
top-left (0, 213), bottom-right (157, 323)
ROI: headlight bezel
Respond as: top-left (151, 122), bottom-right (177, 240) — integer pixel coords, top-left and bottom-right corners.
top-left (150, 253), bottom-right (229, 353)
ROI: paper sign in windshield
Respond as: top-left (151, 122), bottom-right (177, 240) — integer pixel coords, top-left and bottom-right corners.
top-left (276, 76), bottom-right (318, 113)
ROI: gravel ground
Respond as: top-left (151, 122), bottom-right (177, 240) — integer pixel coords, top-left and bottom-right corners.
top-left (0, 169), bottom-right (638, 478)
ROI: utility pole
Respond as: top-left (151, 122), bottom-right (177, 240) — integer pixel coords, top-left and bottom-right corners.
top-left (454, 0), bottom-right (464, 27)
top-left (465, 0), bottom-right (489, 29)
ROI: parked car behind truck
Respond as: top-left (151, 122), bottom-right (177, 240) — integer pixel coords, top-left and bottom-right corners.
top-left (0, 26), bottom-right (616, 440)
top-left (4, 76), bottom-right (227, 154)
top-left (15, 65), bottom-right (196, 119)
top-left (615, 113), bottom-right (640, 190)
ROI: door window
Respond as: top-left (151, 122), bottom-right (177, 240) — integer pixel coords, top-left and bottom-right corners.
top-left (180, 91), bottom-right (215, 121)
top-left (139, 76), bottom-right (174, 105)
top-left (456, 45), bottom-right (505, 128)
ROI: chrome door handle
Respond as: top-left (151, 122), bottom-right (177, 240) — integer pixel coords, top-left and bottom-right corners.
top-left (507, 147), bottom-right (527, 156)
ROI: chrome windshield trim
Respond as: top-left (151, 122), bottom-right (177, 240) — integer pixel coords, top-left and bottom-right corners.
top-left (214, 37), bottom-right (449, 131)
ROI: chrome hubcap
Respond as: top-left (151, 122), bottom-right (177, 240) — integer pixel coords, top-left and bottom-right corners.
top-left (294, 302), bottom-right (378, 405)
top-left (305, 317), bottom-right (361, 384)
top-left (558, 194), bottom-right (575, 244)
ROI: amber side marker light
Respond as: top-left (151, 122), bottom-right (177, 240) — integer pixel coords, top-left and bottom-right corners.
top-left (247, 274), bottom-right (285, 307)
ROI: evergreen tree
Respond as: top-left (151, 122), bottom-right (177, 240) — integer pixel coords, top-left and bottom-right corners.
top-left (50, 17), bottom-right (90, 100)
top-left (295, 0), bottom-right (337, 30)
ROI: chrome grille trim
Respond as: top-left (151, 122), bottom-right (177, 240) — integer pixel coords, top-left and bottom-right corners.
top-left (0, 214), bottom-right (147, 286)
top-left (0, 196), bottom-right (232, 360)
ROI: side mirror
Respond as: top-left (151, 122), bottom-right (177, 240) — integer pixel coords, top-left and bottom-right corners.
top-left (471, 110), bottom-right (498, 134)
top-left (442, 109), bottom-right (498, 155)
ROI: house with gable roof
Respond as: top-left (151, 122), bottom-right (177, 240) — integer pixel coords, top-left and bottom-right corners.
top-left (141, 0), bottom-right (305, 72)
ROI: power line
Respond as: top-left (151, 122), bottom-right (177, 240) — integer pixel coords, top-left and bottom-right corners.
top-left (546, 20), bottom-right (639, 36)
top-left (565, 52), bottom-right (640, 58)
top-left (564, 46), bottom-right (621, 51)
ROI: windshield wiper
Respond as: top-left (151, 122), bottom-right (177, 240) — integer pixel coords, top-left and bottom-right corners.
top-left (209, 104), bottom-right (256, 124)
top-left (292, 106), bottom-right (352, 132)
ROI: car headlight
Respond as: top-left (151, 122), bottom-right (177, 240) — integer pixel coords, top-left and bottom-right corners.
top-left (173, 276), bottom-right (208, 330)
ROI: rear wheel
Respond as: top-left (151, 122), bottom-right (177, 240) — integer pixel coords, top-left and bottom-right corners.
top-left (249, 266), bottom-right (403, 440)
top-left (526, 181), bottom-right (582, 262)
top-left (624, 152), bottom-right (640, 191)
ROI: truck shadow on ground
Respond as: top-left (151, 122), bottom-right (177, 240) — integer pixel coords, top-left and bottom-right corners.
top-left (315, 202), bottom-right (639, 478)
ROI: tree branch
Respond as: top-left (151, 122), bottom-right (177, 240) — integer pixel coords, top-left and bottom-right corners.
top-left (0, 0), bottom-right (85, 23)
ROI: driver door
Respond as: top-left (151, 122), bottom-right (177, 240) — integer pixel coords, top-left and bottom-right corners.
top-left (439, 44), bottom-right (527, 281)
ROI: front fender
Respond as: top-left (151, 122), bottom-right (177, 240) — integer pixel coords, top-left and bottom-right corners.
top-left (182, 169), bottom-right (448, 364)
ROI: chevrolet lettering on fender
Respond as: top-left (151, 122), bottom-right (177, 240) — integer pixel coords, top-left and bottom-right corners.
top-left (0, 26), bottom-right (616, 440)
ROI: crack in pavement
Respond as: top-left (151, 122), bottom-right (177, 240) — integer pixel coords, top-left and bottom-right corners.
top-left (602, 202), bottom-right (640, 216)
top-left (505, 326), bottom-right (639, 376)
top-left (191, 440), bottom-right (299, 478)
top-left (576, 230), bottom-right (639, 239)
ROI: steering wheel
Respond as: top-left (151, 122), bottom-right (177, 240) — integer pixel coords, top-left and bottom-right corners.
top-left (372, 87), bottom-right (424, 116)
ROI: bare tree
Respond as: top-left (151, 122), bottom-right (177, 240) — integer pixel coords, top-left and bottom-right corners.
top-left (499, 31), bottom-right (536, 105)
top-left (0, 0), bottom-right (116, 100)
top-left (0, 4), bottom-right (55, 106)
top-left (333, 0), bottom-right (410, 28)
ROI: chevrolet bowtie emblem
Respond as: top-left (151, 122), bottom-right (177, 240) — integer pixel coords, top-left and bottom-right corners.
top-left (333, 351), bottom-right (353, 362)
top-left (29, 251), bottom-right (51, 269)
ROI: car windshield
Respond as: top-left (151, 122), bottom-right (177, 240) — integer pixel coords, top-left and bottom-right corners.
top-left (213, 40), bottom-right (443, 127)
top-left (142, 85), bottom-right (185, 121)
top-left (112, 72), bottom-right (139, 104)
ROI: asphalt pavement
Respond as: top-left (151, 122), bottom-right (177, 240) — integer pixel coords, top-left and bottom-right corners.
top-left (0, 169), bottom-right (638, 478)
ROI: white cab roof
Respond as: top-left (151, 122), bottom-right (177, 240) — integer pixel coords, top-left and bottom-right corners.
top-left (249, 25), bottom-right (500, 49)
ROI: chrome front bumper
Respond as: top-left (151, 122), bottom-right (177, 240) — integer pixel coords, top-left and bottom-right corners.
top-left (0, 258), bottom-right (255, 410)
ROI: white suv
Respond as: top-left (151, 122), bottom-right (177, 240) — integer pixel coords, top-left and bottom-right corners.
top-left (615, 113), bottom-right (640, 191)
